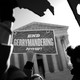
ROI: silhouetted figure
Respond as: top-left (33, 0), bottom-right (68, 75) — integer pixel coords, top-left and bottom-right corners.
top-left (67, 0), bottom-right (80, 27)
top-left (0, 43), bottom-right (11, 80)
top-left (66, 46), bottom-right (80, 80)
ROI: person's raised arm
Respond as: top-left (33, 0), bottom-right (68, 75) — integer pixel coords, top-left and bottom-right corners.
top-left (23, 51), bottom-right (35, 78)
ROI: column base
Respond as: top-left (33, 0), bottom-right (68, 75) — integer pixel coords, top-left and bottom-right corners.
top-left (45, 69), bottom-right (73, 80)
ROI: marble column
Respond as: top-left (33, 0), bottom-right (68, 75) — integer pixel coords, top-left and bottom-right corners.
top-left (33, 54), bottom-right (39, 74)
top-left (56, 36), bottom-right (67, 70)
top-left (42, 55), bottom-right (50, 73)
top-left (13, 53), bottom-right (19, 68)
top-left (51, 55), bottom-right (59, 72)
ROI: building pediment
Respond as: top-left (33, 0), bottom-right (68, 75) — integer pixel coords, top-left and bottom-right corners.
top-left (13, 22), bottom-right (68, 32)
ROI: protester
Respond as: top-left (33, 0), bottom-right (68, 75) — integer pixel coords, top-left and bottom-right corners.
top-left (66, 45), bottom-right (80, 80)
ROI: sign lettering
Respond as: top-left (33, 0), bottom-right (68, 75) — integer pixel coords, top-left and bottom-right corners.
top-left (12, 30), bottom-right (57, 54)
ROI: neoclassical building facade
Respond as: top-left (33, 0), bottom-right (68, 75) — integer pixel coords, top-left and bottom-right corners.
top-left (10, 22), bottom-right (73, 80)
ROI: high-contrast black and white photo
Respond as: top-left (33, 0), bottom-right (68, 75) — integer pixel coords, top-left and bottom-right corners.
top-left (0, 0), bottom-right (80, 80)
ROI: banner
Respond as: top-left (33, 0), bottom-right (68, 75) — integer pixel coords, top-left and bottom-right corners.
top-left (12, 30), bottom-right (57, 54)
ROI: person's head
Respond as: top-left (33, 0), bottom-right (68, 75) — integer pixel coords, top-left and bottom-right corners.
top-left (31, 74), bottom-right (44, 80)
